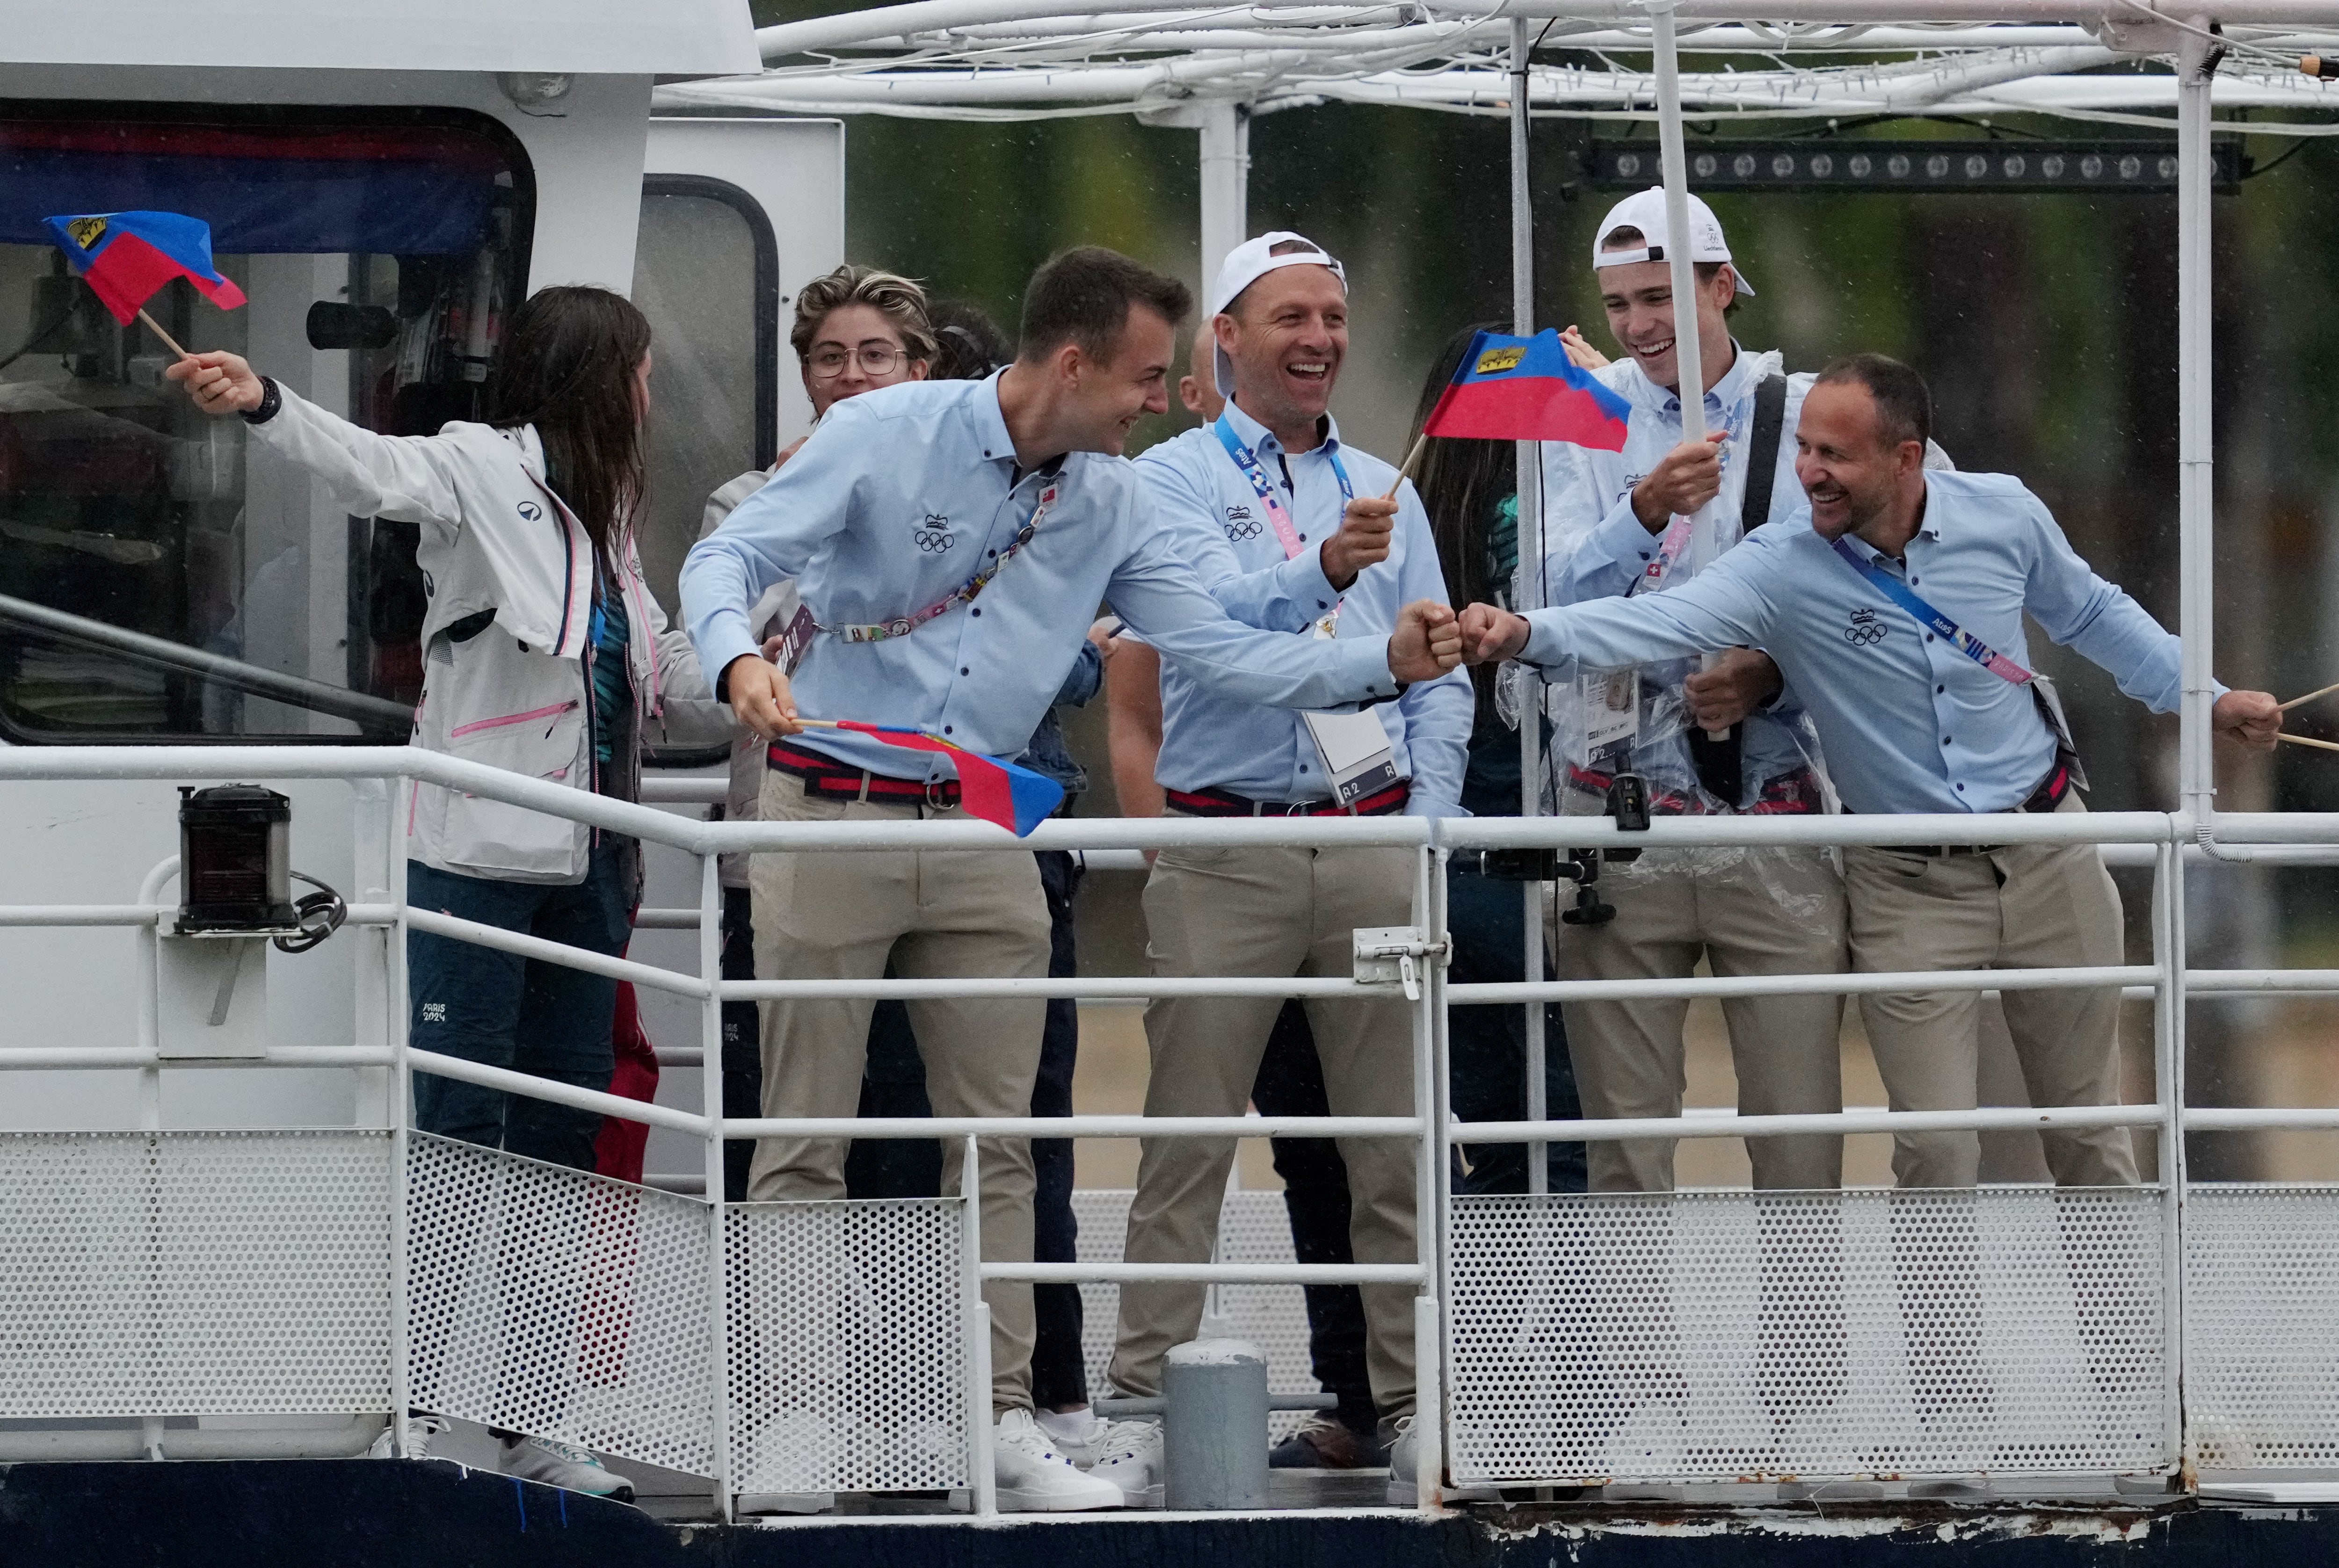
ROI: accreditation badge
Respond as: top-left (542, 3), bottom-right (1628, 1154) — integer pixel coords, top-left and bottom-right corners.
top-left (1580, 666), bottom-right (1640, 752)
top-left (1302, 708), bottom-right (1399, 808)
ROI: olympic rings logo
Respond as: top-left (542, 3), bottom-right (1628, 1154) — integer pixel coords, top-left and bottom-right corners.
top-left (914, 529), bottom-right (955, 553)
top-left (1225, 519), bottom-right (1264, 542)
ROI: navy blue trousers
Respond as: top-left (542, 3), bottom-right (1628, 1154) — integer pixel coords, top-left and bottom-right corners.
top-left (406, 842), bottom-right (632, 1173)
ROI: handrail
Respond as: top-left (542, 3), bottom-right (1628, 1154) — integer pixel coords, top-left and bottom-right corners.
top-left (0, 594), bottom-right (414, 735)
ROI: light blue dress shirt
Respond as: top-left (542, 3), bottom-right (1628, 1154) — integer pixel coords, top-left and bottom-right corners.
top-left (1517, 470), bottom-right (2206, 815)
top-left (1539, 345), bottom-right (1824, 807)
top-left (680, 375), bottom-right (1402, 783)
top-left (1134, 402), bottom-right (1473, 815)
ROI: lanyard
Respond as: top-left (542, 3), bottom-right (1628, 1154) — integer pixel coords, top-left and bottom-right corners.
top-left (1213, 414), bottom-right (1352, 632)
top-left (1828, 535), bottom-right (2034, 685)
top-left (1633, 515), bottom-right (1693, 597)
top-left (823, 474), bottom-right (1061, 644)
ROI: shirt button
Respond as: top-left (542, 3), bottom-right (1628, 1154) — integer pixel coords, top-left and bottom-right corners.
top-left (960, 666), bottom-right (970, 676)
top-left (1926, 633), bottom-right (1935, 642)
top-left (1956, 783), bottom-right (1966, 792)
top-left (1318, 600), bottom-right (1329, 610)
top-left (1300, 764), bottom-right (1310, 773)
top-left (1937, 684), bottom-right (1946, 693)
top-left (972, 608), bottom-right (981, 617)
top-left (944, 725), bottom-right (953, 735)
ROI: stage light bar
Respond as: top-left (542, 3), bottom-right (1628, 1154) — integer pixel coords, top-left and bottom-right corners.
top-left (1584, 140), bottom-right (2245, 194)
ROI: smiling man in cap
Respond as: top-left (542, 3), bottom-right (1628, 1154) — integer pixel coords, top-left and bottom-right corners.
top-left (1087, 232), bottom-right (1473, 1508)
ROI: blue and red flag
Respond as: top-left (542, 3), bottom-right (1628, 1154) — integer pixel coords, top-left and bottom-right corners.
top-left (828, 720), bottom-right (1065, 837)
top-left (42, 210), bottom-right (247, 325)
top-left (1423, 328), bottom-right (1629, 451)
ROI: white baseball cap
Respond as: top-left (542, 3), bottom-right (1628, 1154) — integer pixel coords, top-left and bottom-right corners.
top-left (1590, 187), bottom-right (1756, 296)
top-left (1205, 230), bottom-right (1348, 395)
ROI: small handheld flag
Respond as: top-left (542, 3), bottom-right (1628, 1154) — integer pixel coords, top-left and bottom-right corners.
top-left (802, 719), bottom-right (1064, 837)
top-left (1422, 328), bottom-right (1630, 451)
top-left (43, 210), bottom-right (247, 327)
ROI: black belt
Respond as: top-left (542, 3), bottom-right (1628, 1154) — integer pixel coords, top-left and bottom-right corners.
top-left (1165, 781), bottom-right (1410, 818)
top-left (768, 740), bottom-right (959, 807)
top-left (1876, 758), bottom-right (2076, 857)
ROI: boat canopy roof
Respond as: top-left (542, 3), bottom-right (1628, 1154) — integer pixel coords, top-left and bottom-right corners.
top-left (655, 0), bottom-right (2339, 133)
top-left (1, 0), bottom-right (758, 77)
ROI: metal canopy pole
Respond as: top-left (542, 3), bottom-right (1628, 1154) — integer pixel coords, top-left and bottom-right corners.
top-left (1509, 13), bottom-right (1550, 1196)
top-left (1199, 98), bottom-right (1249, 289)
top-left (2172, 22), bottom-right (2214, 1486)
top-left (2178, 33), bottom-right (2216, 832)
top-left (1651, 2), bottom-right (1707, 449)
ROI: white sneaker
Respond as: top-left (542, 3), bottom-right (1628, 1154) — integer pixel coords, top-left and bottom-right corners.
top-left (1385, 1415), bottom-right (1499, 1507)
top-left (1087, 1416), bottom-right (1164, 1509)
top-left (366, 1415), bottom-right (449, 1460)
top-left (993, 1408), bottom-right (1126, 1512)
top-left (499, 1433), bottom-right (638, 1503)
top-left (1034, 1406), bottom-right (1110, 1468)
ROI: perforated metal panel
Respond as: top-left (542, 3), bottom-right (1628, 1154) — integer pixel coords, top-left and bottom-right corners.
top-left (1072, 1188), bottom-right (1326, 1436)
top-left (1447, 1188), bottom-right (2166, 1483)
top-left (725, 1198), bottom-right (968, 1493)
top-left (0, 1130), bottom-right (392, 1416)
top-left (2185, 1184), bottom-right (2339, 1470)
top-left (406, 1133), bottom-right (714, 1476)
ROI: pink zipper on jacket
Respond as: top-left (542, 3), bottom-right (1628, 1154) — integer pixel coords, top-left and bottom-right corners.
top-left (449, 699), bottom-right (580, 739)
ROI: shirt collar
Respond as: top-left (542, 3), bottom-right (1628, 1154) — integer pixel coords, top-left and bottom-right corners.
top-left (1658, 339), bottom-right (1743, 416)
top-left (1223, 394), bottom-right (1340, 460)
top-left (973, 369), bottom-right (1017, 466)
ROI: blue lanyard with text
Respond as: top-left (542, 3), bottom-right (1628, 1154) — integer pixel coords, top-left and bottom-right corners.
top-left (1827, 536), bottom-right (2034, 684)
top-left (1213, 414), bottom-right (1352, 634)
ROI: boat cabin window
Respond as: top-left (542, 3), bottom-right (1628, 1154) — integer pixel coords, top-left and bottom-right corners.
top-left (0, 109), bottom-right (532, 742)
top-left (630, 176), bottom-right (778, 617)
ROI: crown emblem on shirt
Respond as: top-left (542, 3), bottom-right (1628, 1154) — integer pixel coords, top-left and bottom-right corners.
top-left (1845, 606), bottom-right (1887, 647)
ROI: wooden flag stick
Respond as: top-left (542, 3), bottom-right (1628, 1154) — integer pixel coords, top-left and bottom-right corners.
top-left (2279, 680), bottom-right (2339, 713)
top-left (2277, 731), bottom-right (2339, 755)
top-left (136, 307), bottom-right (192, 361)
top-left (1381, 432), bottom-right (1430, 501)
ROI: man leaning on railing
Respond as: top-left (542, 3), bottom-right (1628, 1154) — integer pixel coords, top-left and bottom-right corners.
top-left (1461, 353), bottom-right (2282, 1190)
top-left (679, 245), bottom-right (1463, 1513)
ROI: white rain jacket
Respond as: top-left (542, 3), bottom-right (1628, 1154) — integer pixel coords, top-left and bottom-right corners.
top-left (248, 385), bottom-right (724, 884)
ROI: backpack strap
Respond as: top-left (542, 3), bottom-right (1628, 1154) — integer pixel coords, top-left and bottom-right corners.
top-left (1687, 373), bottom-right (1790, 808)
top-left (1737, 373), bottom-right (1790, 537)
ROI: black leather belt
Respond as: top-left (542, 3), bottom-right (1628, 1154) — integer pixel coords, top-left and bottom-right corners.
top-left (1877, 758), bottom-right (2075, 856)
top-left (1165, 781), bottom-right (1410, 818)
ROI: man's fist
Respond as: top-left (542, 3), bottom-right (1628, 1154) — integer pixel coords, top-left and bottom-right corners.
top-left (1387, 599), bottom-right (1462, 684)
top-left (1630, 432), bottom-right (1729, 531)
top-left (1683, 648), bottom-right (1784, 731)
top-left (165, 350), bottom-right (266, 416)
top-left (2214, 689), bottom-right (2282, 751)
top-left (724, 653), bottom-right (802, 740)
top-left (1458, 602), bottom-right (1530, 665)
top-left (1321, 495), bottom-right (1397, 591)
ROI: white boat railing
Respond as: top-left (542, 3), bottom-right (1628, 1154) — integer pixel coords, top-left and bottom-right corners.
top-left (3, 746), bottom-right (2339, 1507)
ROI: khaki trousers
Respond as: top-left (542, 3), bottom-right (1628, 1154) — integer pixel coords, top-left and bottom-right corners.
top-left (1554, 845), bottom-right (1848, 1193)
top-left (1843, 794), bottom-right (2140, 1189)
top-left (748, 771), bottom-right (1052, 1411)
top-left (1109, 834), bottom-right (1421, 1423)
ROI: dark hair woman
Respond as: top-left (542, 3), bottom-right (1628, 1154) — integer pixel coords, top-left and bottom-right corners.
top-left (165, 284), bottom-right (721, 1500)
top-left (1407, 322), bottom-right (1586, 1196)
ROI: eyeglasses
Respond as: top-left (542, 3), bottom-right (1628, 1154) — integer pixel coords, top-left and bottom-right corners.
top-left (806, 345), bottom-right (911, 378)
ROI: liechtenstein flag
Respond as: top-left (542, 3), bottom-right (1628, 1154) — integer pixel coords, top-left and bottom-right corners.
top-left (43, 210), bottom-right (247, 325)
top-left (830, 720), bottom-right (1065, 836)
top-left (1424, 328), bottom-right (1630, 451)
